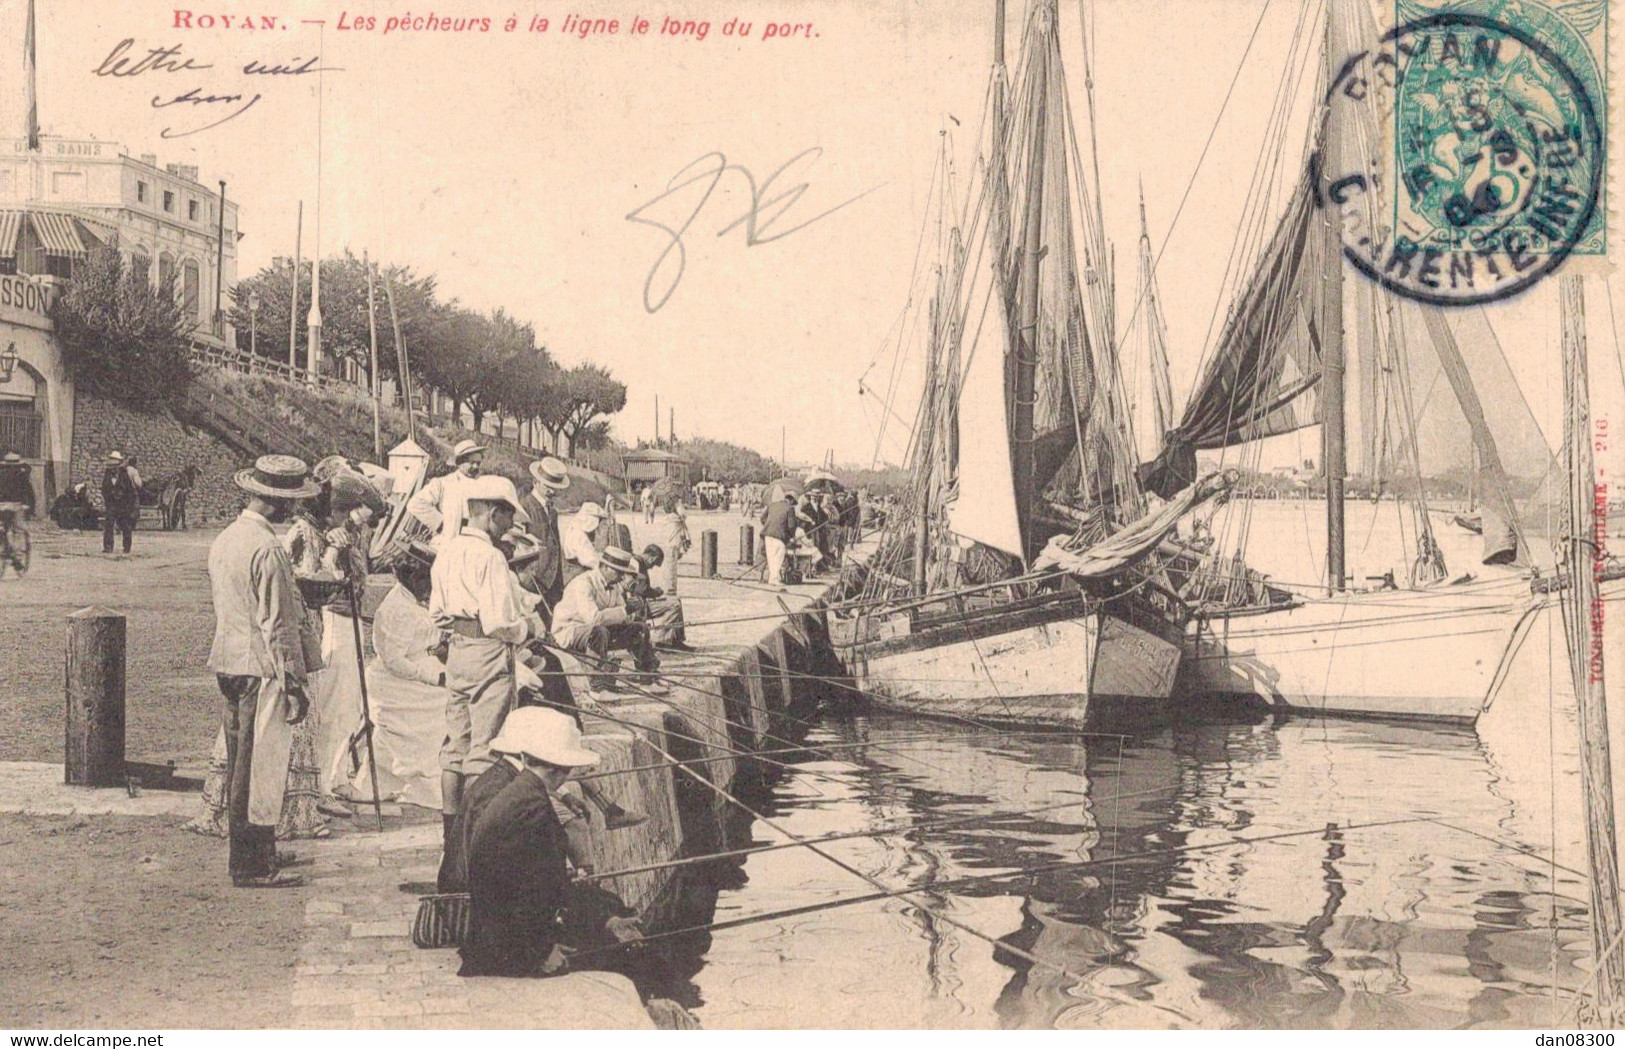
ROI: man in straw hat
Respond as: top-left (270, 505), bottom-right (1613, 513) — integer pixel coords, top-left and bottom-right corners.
top-left (550, 545), bottom-right (666, 699)
top-left (558, 500), bottom-right (605, 585)
top-left (457, 706), bottom-right (639, 978)
top-left (429, 474), bottom-right (546, 877)
top-left (206, 454), bottom-right (322, 888)
top-left (100, 450), bottom-right (140, 555)
top-left (515, 457), bottom-right (571, 617)
top-left (407, 438), bottom-right (527, 552)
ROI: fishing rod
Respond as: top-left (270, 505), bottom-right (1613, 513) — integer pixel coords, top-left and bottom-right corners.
top-left (536, 641), bottom-right (967, 779)
top-left (579, 779), bottom-right (1181, 884)
top-left (611, 726), bottom-right (1100, 987)
top-left (575, 814), bottom-right (1443, 960)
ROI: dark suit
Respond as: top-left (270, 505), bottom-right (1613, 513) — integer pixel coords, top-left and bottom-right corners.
top-left (101, 465), bottom-right (138, 553)
top-left (456, 761), bottom-right (572, 977)
top-left (517, 491), bottom-right (565, 614)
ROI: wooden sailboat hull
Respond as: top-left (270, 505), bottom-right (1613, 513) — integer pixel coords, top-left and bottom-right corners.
top-left (1183, 579), bottom-right (1539, 724)
top-left (834, 594), bottom-right (1183, 728)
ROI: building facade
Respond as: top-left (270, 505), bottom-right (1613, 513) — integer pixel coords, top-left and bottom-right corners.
top-left (0, 136), bottom-right (243, 505)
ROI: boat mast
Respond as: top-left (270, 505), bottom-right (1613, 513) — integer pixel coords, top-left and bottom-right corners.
top-left (1011, 4), bottom-right (1050, 562)
top-left (914, 283), bottom-right (942, 595)
top-left (1559, 274), bottom-right (1625, 1020)
top-left (1319, 12), bottom-right (1347, 591)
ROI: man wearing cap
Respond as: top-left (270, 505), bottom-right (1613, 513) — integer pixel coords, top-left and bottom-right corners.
top-left (206, 455), bottom-right (321, 888)
top-left (407, 439), bottom-right (527, 552)
top-left (550, 546), bottom-right (666, 697)
top-left (516, 457), bottom-right (570, 617)
top-left (760, 491), bottom-right (797, 590)
top-left (559, 500), bottom-right (605, 584)
top-left (429, 475), bottom-right (545, 875)
top-left (457, 707), bottom-right (638, 978)
top-left (101, 450), bottom-right (140, 555)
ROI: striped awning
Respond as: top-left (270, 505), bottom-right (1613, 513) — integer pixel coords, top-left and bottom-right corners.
top-left (29, 211), bottom-right (86, 256)
top-left (0, 211), bottom-right (21, 259)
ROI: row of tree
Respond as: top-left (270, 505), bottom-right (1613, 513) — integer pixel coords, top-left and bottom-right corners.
top-left (228, 251), bottom-right (626, 457)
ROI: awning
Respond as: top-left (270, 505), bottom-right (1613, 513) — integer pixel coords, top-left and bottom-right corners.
top-left (0, 211), bottom-right (21, 259)
top-left (29, 211), bottom-right (86, 256)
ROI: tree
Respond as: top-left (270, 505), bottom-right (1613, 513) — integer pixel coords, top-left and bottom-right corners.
top-left (229, 251), bottom-right (443, 387)
top-left (554, 364), bottom-right (627, 457)
top-left (52, 239), bottom-right (194, 407)
top-left (679, 437), bottom-right (777, 483)
top-left (464, 308), bottom-right (537, 432)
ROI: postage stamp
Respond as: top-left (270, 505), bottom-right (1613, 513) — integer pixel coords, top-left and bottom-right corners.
top-left (1322, 0), bottom-right (1609, 305)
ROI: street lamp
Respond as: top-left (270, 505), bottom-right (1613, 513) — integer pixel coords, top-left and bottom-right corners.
top-left (247, 292), bottom-right (261, 370)
top-left (0, 342), bottom-right (17, 384)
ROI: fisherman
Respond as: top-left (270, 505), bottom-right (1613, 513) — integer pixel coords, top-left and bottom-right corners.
top-left (101, 450), bottom-right (140, 555)
top-left (559, 501), bottom-right (606, 583)
top-left (457, 707), bottom-right (640, 978)
top-left (550, 546), bottom-right (666, 699)
top-left (516, 457), bottom-right (571, 618)
top-left (408, 439), bottom-right (527, 551)
top-left (634, 544), bottom-right (692, 652)
top-left (205, 455), bottom-right (321, 888)
top-left (760, 491), bottom-right (796, 591)
top-left (429, 475), bottom-right (544, 886)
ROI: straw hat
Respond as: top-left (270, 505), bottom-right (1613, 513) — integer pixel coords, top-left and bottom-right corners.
top-left (488, 707), bottom-right (602, 768)
top-left (576, 501), bottom-right (605, 523)
top-left (463, 475), bottom-right (518, 512)
top-left (528, 457), bottom-right (571, 491)
top-left (234, 455), bottom-right (320, 500)
top-left (1, 452), bottom-right (22, 464)
top-left (448, 439), bottom-right (487, 465)
top-left (600, 545), bottom-right (639, 576)
top-left (107, 450), bottom-right (125, 463)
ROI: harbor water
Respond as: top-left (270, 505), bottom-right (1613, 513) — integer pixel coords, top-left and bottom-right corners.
top-left (621, 503), bottom-right (1616, 1028)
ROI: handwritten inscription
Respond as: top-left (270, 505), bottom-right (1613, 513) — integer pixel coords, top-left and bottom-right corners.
top-left (626, 148), bottom-right (881, 312)
top-left (91, 38), bottom-right (335, 140)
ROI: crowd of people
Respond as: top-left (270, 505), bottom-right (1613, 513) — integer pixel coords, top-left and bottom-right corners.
top-left (198, 439), bottom-right (694, 979)
top-left (759, 487), bottom-right (861, 589)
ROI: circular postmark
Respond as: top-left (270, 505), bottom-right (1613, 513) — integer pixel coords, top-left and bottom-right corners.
top-left (1322, 10), bottom-right (1605, 306)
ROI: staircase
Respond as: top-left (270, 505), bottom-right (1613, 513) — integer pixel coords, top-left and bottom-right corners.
top-left (179, 381), bottom-right (325, 465)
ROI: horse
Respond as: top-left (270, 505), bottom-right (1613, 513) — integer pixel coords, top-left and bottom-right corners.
top-left (153, 464), bottom-right (200, 530)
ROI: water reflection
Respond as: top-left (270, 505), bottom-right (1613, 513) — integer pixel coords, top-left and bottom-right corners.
top-left (628, 711), bottom-right (1597, 1029)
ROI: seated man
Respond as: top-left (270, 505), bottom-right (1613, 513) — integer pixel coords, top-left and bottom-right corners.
top-left (549, 546), bottom-right (667, 700)
top-left (633, 544), bottom-right (692, 652)
top-left (457, 707), bottom-right (639, 979)
top-left (559, 501), bottom-right (606, 585)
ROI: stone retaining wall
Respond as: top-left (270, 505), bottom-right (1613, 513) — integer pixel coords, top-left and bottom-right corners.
top-left (70, 392), bottom-right (248, 523)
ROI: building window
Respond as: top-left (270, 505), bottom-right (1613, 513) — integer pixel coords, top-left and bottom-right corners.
top-left (136, 181), bottom-right (148, 204)
top-left (44, 254), bottom-right (72, 279)
top-left (158, 253), bottom-right (175, 292)
top-left (162, 190), bottom-right (174, 213)
top-left (182, 260), bottom-right (201, 320)
top-left (0, 256), bottom-right (16, 275)
top-left (132, 254), bottom-right (151, 282)
top-left (188, 199), bottom-right (199, 221)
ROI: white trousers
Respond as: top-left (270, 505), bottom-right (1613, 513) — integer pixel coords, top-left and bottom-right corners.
top-left (764, 536), bottom-right (787, 585)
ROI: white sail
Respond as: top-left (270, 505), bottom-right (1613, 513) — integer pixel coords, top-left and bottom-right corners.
top-left (947, 246), bottom-right (1024, 559)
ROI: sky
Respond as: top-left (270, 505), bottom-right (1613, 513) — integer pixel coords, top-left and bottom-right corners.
top-left (6, 0), bottom-right (1622, 472)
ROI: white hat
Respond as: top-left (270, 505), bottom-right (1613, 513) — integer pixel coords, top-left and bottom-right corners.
top-left (488, 707), bottom-right (602, 768)
top-left (107, 450), bottom-right (126, 463)
top-left (576, 501), bottom-right (604, 521)
top-left (528, 457), bottom-right (571, 491)
top-left (449, 439), bottom-right (488, 464)
top-left (464, 475), bottom-right (519, 512)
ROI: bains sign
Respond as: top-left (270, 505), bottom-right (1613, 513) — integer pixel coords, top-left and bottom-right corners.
top-left (0, 274), bottom-right (57, 329)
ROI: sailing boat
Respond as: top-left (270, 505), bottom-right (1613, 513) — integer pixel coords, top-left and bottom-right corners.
top-left (830, 0), bottom-right (1232, 726)
top-left (1151, 0), bottom-right (1622, 723)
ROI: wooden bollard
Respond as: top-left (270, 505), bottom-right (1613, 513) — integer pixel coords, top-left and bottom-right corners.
top-left (738, 524), bottom-right (755, 565)
top-left (700, 530), bottom-right (718, 579)
top-left (65, 607), bottom-right (126, 787)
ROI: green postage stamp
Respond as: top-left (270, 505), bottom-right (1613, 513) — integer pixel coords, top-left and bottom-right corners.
top-left (1392, 0), bottom-right (1609, 266)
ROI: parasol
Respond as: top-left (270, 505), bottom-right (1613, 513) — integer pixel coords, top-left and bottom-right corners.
top-left (765, 476), bottom-right (805, 503)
